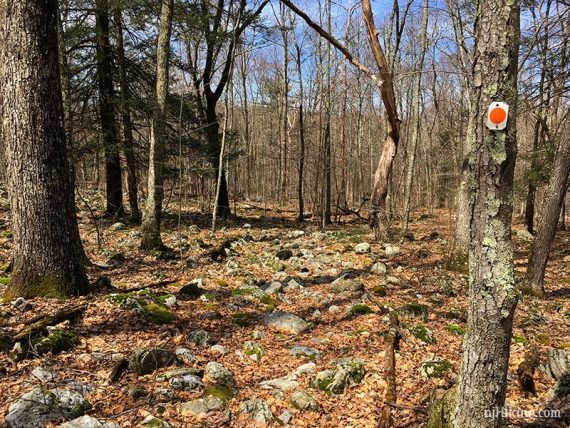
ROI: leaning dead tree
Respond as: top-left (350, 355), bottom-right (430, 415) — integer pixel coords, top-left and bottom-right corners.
top-left (280, 0), bottom-right (400, 240)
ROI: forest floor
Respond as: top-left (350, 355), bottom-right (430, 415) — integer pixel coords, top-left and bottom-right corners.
top-left (0, 200), bottom-right (568, 427)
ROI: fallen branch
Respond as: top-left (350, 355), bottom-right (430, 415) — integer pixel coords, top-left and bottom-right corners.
top-left (13, 303), bottom-right (87, 341)
top-left (379, 310), bottom-right (401, 427)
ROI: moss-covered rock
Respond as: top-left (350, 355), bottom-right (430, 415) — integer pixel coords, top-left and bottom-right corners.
top-left (260, 294), bottom-right (277, 311)
top-left (34, 328), bottom-right (79, 356)
top-left (512, 334), bottom-right (529, 346)
top-left (349, 303), bottom-right (373, 316)
top-left (372, 285), bottom-right (387, 296)
top-left (143, 303), bottom-right (175, 324)
top-left (445, 324), bottom-right (465, 336)
top-left (231, 312), bottom-right (258, 326)
top-left (311, 358), bottom-right (365, 394)
top-left (401, 302), bottom-right (429, 318)
top-left (202, 384), bottom-right (237, 402)
top-left (409, 324), bottom-right (436, 344)
top-left (444, 307), bottom-right (464, 320)
top-left (244, 341), bottom-right (264, 362)
top-left (420, 357), bottom-right (452, 379)
top-left (427, 387), bottom-right (456, 428)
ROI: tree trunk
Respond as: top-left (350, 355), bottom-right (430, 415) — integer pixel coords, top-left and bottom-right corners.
top-left (296, 45), bottom-right (306, 223)
top-left (95, 0), bottom-right (124, 218)
top-left (0, 0), bottom-right (90, 299)
top-left (113, 6), bottom-right (140, 224)
top-left (140, 0), bottom-right (174, 250)
top-left (453, 0), bottom-right (520, 426)
top-left (525, 136), bottom-right (570, 295)
top-left (402, 0), bottom-right (429, 233)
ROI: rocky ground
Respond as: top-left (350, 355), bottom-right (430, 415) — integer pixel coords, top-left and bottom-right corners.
top-left (0, 201), bottom-right (568, 427)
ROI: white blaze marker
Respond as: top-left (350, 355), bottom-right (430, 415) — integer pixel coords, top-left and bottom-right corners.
top-left (486, 102), bottom-right (509, 130)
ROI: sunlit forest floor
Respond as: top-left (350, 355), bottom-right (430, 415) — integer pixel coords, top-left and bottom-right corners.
top-left (0, 200), bottom-right (568, 427)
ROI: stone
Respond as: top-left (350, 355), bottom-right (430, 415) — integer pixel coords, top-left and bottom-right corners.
top-left (386, 276), bottom-right (401, 285)
top-left (30, 366), bottom-right (58, 383)
top-left (175, 348), bottom-right (197, 365)
top-left (370, 262), bottom-right (387, 275)
top-left (244, 341), bottom-right (264, 362)
top-left (205, 362), bottom-right (233, 385)
top-left (328, 305), bottom-right (340, 314)
top-left (349, 303), bottom-right (373, 315)
top-left (294, 363), bottom-right (317, 376)
top-left (384, 245), bottom-right (400, 257)
top-left (122, 384), bottom-right (148, 399)
top-left (408, 325), bottom-right (436, 344)
top-left (34, 328), bottom-right (79, 356)
top-left (354, 243), bottom-right (370, 254)
top-left (290, 389), bottom-right (319, 410)
top-left (109, 222), bottom-right (126, 232)
top-left (128, 349), bottom-right (177, 375)
top-left (284, 278), bottom-right (303, 291)
top-left (311, 359), bottom-right (366, 394)
top-left (12, 297), bottom-right (30, 312)
top-left (239, 399), bottom-right (273, 424)
top-left (156, 368), bottom-right (203, 382)
top-left (141, 416), bottom-right (172, 427)
top-left (275, 249), bottom-right (293, 260)
top-left (179, 283), bottom-right (204, 299)
top-left (6, 388), bottom-right (90, 428)
top-left (289, 346), bottom-right (320, 360)
top-left (180, 397), bottom-right (224, 415)
top-left (263, 281), bottom-right (282, 295)
top-left (108, 253), bottom-right (126, 268)
top-left (263, 312), bottom-right (310, 334)
top-left (420, 357), bottom-right (453, 379)
top-left (260, 374), bottom-right (298, 391)
top-left (169, 374), bottom-right (204, 391)
top-left (210, 344), bottom-right (229, 356)
top-left (188, 329), bottom-right (212, 347)
top-left (330, 277), bottom-right (364, 294)
top-left (277, 410), bottom-right (292, 425)
top-left (59, 415), bottom-right (117, 428)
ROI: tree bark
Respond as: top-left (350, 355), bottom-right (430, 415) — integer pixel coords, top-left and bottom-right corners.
top-left (296, 44), bottom-right (305, 223)
top-left (525, 135), bottom-right (570, 295)
top-left (402, 0), bottom-right (429, 233)
top-left (95, 0), bottom-right (124, 218)
top-left (113, 6), bottom-right (140, 224)
top-left (140, 0), bottom-right (174, 250)
top-left (453, 0), bottom-right (520, 426)
top-left (0, 0), bottom-right (90, 299)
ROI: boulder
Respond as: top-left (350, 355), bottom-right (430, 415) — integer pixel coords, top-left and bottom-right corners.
top-left (370, 262), bottom-right (387, 275)
top-left (205, 362), bottom-right (233, 385)
top-left (6, 388), bottom-right (90, 428)
top-left (239, 399), bottom-right (273, 424)
top-left (59, 416), bottom-right (117, 428)
top-left (330, 277), bottom-right (364, 294)
top-left (180, 397), bottom-right (224, 415)
top-left (128, 349), bottom-right (177, 375)
top-left (263, 312), bottom-right (310, 334)
top-left (311, 359), bottom-right (365, 394)
top-left (290, 389), bottom-right (319, 411)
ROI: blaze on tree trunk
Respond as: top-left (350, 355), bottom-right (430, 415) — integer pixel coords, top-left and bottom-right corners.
top-left (525, 135), bottom-right (570, 296)
top-left (0, 0), bottom-right (90, 299)
top-left (141, 0), bottom-right (174, 250)
top-left (95, 0), bottom-right (124, 218)
top-left (453, 0), bottom-right (520, 426)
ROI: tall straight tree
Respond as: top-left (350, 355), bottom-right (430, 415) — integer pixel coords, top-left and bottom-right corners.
top-left (454, 0), bottom-right (520, 426)
top-left (0, 0), bottom-right (90, 298)
top-left (141, 0), bottom-right (174, 250)
top-left (95, 0), bottom-right (124, 217)
top-left (113, 5), bottom-right (141, 224)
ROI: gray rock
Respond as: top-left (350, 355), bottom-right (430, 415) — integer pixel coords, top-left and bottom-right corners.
top-left (260, 375), bottom-right (298, 391)
top-left (180, 397), bottom-right (224, 415)
top-left (156, 368), bottom-right (202, 382)
top-left (141, 416), bottom-right (172, 427)
top-left (276, 249), bottom-right (293, 260)
top-left (384, 245), bottom-right (400, 257)
top-left (330, 277), bottom-right (364, 294)
top-left (175, 348), bottom-right (197, 365)
top-left (311, 359), bottom-right (366, 394)
top-left (205, 362), bottom-right (233, 385)
top-left (387, 276), bottom-right (401, 285)
top-left (284, 278), bottom-right (303, 291)
top-left (370, 262), bottom-right (387, 275)
top-left (169, 374), bottom-right (204, 391)
top-left (30, 366), bottom-right (57, 383)
top-left (188, 329), bottom-right (212, 347)
top-left (128, 349), bottom-right (177, 375)
top-left (289, 346), bottom-right (320, 360)
top-left (59, 416), bottom-right (117, 428)
top-left (263, 312), bottom-right (310, 334)
top-left (354, 243), bottom-right (370, 254)
top-left (109, 222), bottom-right (126, 232)
top-left (294, 362), bottom-right (317, 376)
top-left (290, 390), bottom-right (319, 410)
top-left (12, 297), bottom-right (30, 312)
top-left (210, 344), bottom-right (229, 356)
top-left (263, 281), bottom-right (283, 295)
top-left (328, 305), bottom-right (340, 313)
top-left (6, 388), bottom-right (90, 428)
top-left (278, 410), bottom-right (292, 425)
top-left (239, 399), bottom-right (273, 424)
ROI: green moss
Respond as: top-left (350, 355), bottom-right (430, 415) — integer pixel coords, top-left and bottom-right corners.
top-left (409, 324), bottom-right (436, 344)
top-left (401, 302), bottom-right (428, 318)
top-left (444, 251), bottom-right (468, 274)
top-left (231, 312), bottom-right (257, 326)
top-left (349, 304), bottom-right (373, 315)
top-left (202, 384), bottom-right (236, 402)
top-left (215, 278), bottom-right (228, 287)
top-left (444, 307), bottom-right (463, 320)
top-left (34, 328), bottom-right (79, 355)
top-left (144, 303), bottom-right (175, 324)
top-left (0, 277), bottom-right (10, 285)
top-left (311, 369), bottom-right (335, 393)
top-left (420, 357), bottom-right (452, 379)
top-left (372, 285), bottom-right (387, 296)
top-left (260, 294), bottom-right (277, 311)
top-left (534, 333), bottom-right (550, 346)
top-left (231, 285), bottom-right (264, 298)
top-left (445, 324), bottom-right (465, 336)
top-left (244, 341), bottom-right (264, 361)
top-left (512, 334), bottom-right (528, 345)
top-left (427, 387), bottom-right (457, 428)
